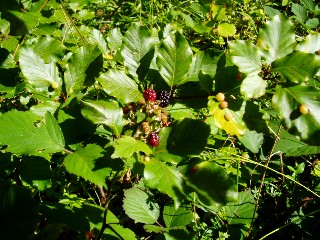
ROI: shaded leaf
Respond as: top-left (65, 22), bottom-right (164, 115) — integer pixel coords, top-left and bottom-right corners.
top-left (256, 14), bottom-right (296, 64)
top-left (123, 187), bottom-right (160, 224)
top-left (224, 190), bottom-right (256, 225)
top-left (182, 161), bottom-right (238, 206)
top-left (291, 3), bottom-right (307, 22)
top-left (98, 69), bottom-right (143, 104)
top-left (163, 204), bottom-right (193, 228)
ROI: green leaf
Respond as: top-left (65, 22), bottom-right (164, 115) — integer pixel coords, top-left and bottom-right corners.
top-left (107, 27), bottom-right (123, 52)
top-left (224, 190), bottom-right (256, 225)
top-left (291, 3), bottom-right (308, 22)
top-left (111, 136), bottom-right (152, 159)
top-left (64, 45), bottom-right (102, 96)
top-left (156, 31), bottom-right (193, 88)
top-left (305, 18), bottom-right (319, 29)
top-left (31, 36), bottom-right (65, 63)
top-left (123, 187), bottom-right (160, 224)
top-left (88, 28), bottom-right (108, 56)
top-left (241, 75), bottom-right (267, 98)
top-left (98, 69), bottom-right (143, 104)
top-left (0, 180), bottom-right (39, 239)
top-left (301, 0), bottom-right (315, 11)
top-left (0, 111), bottom-right (65, 154)
top-left (256, 14), bottom-right (296, 64)
top-left (144, 159), bottom-right (186, 207)
top-left (167, 118), bottom-right (210, 156)
top-left (272, 84), bottom-right (320, 145)
top-left (217, 23), bottom-right (236, 37)
top-left (273, 125), bottom-right (320, 156)
top-left (19, 46), bottom-right (62, 92)
top-left (64, 144), bottom-right (111, 187)
top-left (182, 161), bottom-right (238, 205)
top-left (239, 130), bottom-right (264, 153)
top-left (229, 40), bottom-right (262, 75)
top-left (163, 204), bottom-right (193, 228)
top-left (121, 23), bottom-right (159, 78)
top-left (81, 99), bottom-right (125, 137)
top-left (272, 51), bottom-right (320, 84)
top-left (296, 33), bottom-right (320, 53)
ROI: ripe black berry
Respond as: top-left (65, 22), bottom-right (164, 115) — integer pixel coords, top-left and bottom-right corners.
top-left (143, 89), bottom-right (157, 101)
top-left (157, 90), bottom-right (170, 107)
top-left (147, 132), bottom-right (159, 147)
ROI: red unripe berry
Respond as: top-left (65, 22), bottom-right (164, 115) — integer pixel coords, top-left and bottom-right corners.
top-left (191, 166), bottom-right (198, 173)
top-left (143, 89), bottom-right (157, 101)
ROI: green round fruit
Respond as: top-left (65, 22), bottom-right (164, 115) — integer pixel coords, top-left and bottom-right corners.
top-left (51, 82), bottom-right (59, 89)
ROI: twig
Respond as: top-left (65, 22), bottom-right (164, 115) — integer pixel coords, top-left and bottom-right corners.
top-left (39, 0), bottom-right (50, 12)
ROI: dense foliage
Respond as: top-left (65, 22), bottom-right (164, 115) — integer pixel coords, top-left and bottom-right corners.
top-left (1, 0), bottom-right (320, 239)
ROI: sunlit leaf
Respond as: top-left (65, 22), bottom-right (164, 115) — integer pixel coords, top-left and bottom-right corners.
top-left (81, 99), bottom-right (125, 137)
top-left (123, 187), bottom-right (160, 224)
top-left (217, 23), bottom-right (236, 37)
top-left (272, 84), bottom-right (320, 145)
top-left (241, 74), bottom-right (267, 98)
top-left (256, 14), bottom-right (296, 64)
top-left (98, 69), bottom-right (143, 104)
top-left (156, 31), bottom-right (193, 88)
top-left (111, 136), bottom-right (152, 159)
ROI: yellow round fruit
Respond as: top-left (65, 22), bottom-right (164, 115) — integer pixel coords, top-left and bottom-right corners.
top-left (51, 82), bottom-right (59, 89)
top-left (216, 92), bottom-right (225, 102)
top-left (299, 104), bottom-right (309, 115)
top-left (219, 101), bottom-right (228, 109)
top-left (144, 156), bottom-right (151, 162)
top-left (224, 112), bottom-right (233, 121)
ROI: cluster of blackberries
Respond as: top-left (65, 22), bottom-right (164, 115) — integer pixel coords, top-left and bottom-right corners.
top-left (143, 89), bottom-right (170, 107)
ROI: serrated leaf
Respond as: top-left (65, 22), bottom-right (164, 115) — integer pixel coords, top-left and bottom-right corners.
top-left (296, 33), bottom-right (320, 53)
top-left (144, 159), bottom-right (186, 207)
top-left (256, 14), bottom-right (296, 64)
top-left (123, 187), bottom-right (160, 224)
top-left (272, 51), bottom-right (320, 84)
top-left (81, 99), bottom-right (125, 137)
top-left (292, 3), bottom-right (308, 22)
top-left (64, 45), bottom-right (102, 96)
top-left (273, 125), bottom-right (320, 156)
top-left (182, 161), bottom-right (238, 205)
top-left (107, 28), bottom-right (123, 52)
top-left (156, 31), bottom-right (193, 88)
top-left (64, 144), bottom-right (111, 187)
top-left (217, 23), bottom-right (236, 37)
top-left (229, 40), bottom-right (262, 75)
top-left (208, 99), bottom-right (247, 136)
top-left (301, 0), bottom-right (315, 11)
top-left (31, 36), bottom-right (65, 63)
top-left (239, 130), bottom-right (264, 153)
top-left (19, 46), bottom-right (62, 92)
top-left (3, 10), bottom-right (40, 35)
top-left (241, 75), bottom-right (267, 98)
top-left (111, 136), bottom-right (152, 159)
top-left (0, 111), bottom-right (65, 154)
top-left (98, 69), bottom-right (143, 104)
top-left (305, 18), bottom-right (319, 29)
top-left (121, 23), bottom-right (159, 78)
top-left (224, 190), bottom-right (256, 225)
top-left (88, 28), bottom-right (108, 56)
top-left (272, 84), bottom-right (320, 145)
top-left (163, 204), bottom-right (193, 228)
